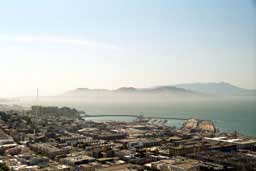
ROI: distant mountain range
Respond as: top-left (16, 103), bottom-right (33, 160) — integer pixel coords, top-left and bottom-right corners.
top-left (63, 86), bottom-right (198, 96)
top-left (0, 98), bottom-right (9, 102)
top-left (175, 82), bottom-right (256, 96)
top-left (63, 82), bottom-right (255, 98)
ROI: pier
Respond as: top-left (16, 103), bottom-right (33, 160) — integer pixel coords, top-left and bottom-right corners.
top-left (82, 114), bottom-right (188, 121)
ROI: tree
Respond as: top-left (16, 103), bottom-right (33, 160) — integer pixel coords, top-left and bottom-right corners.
top-left (0, 163), bottom-right (10, 171)
top-left (0, 112), bottom-right (9, 122)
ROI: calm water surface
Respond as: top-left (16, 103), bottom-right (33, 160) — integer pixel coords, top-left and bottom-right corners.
top-left (78, 98), bottom-right (256, 136)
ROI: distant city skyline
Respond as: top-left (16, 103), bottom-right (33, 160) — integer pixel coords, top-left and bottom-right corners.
top-left (0, 0), bottom-right (255, 97)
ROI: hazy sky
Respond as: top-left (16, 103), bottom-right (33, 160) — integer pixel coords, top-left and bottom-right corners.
top-left (0, 0), bottom-right (255, 97)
